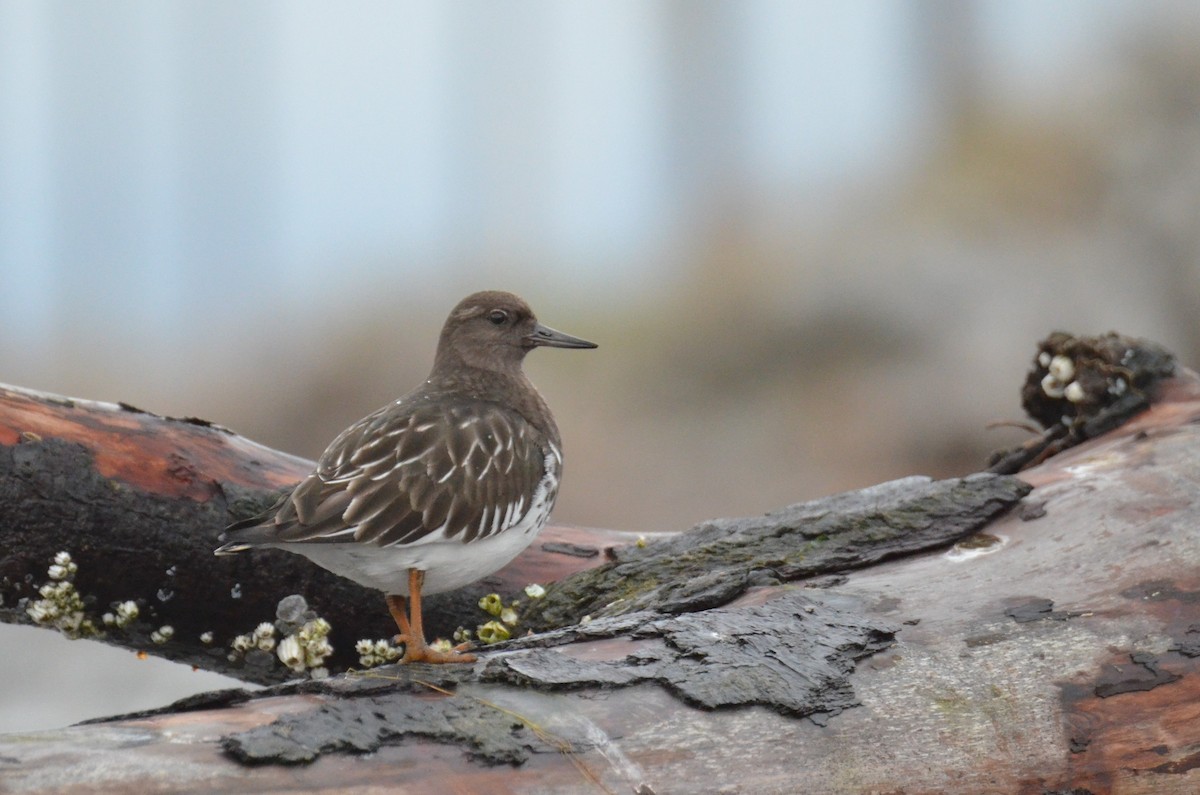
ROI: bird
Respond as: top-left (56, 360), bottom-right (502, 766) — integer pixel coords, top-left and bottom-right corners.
top-left (214, 290), bottom-right (596, 664)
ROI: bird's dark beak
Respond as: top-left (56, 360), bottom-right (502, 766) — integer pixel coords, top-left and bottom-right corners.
top-left (526, 323), bottom-right (597, 349)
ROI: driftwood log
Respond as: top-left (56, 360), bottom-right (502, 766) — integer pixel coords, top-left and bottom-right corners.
top-left (2, 336), bottom-right (1200, 793)
top-left (0, 385), bottom-right (638, 681)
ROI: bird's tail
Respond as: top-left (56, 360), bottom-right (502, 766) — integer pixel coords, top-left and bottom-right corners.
top-left (213, 540), bottom-right (254, 556)
top-left (213, 507), bottom-right (279, 556)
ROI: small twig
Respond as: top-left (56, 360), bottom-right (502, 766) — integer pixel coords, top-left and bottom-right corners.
top-left (985, 419), bottom-right (1041, 434)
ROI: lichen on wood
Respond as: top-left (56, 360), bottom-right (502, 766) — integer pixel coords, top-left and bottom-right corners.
top-left (521, 473), bottom-right (1032, 631)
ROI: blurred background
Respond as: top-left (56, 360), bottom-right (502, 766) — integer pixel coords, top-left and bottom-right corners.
top-left (4, 0), bottom-right (1200, 731)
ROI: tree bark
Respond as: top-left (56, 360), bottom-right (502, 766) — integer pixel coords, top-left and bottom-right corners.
top-left (3, 367), bottom-right (1200, 793)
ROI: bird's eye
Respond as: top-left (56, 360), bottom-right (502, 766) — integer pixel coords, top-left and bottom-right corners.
top-left (488, 310), bottom-right (509, 326)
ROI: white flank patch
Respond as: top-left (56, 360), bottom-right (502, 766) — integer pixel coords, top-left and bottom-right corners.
top-left (277, 442), bottom-right (561, 595)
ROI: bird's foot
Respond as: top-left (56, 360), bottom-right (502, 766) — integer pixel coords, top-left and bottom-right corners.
top-left (393, 634), bottom-right (478, 665)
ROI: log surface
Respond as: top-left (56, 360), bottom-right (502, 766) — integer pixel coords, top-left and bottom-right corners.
top-left (4, 375), bottom-right (1200, 793)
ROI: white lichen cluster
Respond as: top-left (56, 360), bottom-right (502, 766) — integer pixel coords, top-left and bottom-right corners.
top-left (1039, 352), bottom-right (1129, 408)
top-left (229, 621), bottom-right (278, 655)
top-left (355, 638), bottom-right (402, 668)
top-left (25, 552), bottom-right (100, 638)
top-left (102, 600), bottom-right (140, 629)
top-left (27, 581), bottom-right (87, 634)
top-left (150, 625), bottom-right (174, 645)
top-left (1039, 353), bottom-right (1077, 400)
top-left (275, 618), bottom-right (333, 679)
top-left (226, 595), bottom-right (333, 678)
top-left (47, 551), bottom-right (78, 581)
top-left (253, 622), bottom-right (277, 651)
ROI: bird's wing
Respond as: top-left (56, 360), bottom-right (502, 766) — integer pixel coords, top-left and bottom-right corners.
top-left (255, 398), bottom-right (552, 548)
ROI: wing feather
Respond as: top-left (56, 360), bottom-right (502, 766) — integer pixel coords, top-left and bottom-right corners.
top-left (223, 396), bottom-right (553, 551)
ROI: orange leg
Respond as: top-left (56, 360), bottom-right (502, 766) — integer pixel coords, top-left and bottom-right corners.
top-left (385, 568), bottom-right (477, 665)
top-left (386, 593), bottom-right (412, 639)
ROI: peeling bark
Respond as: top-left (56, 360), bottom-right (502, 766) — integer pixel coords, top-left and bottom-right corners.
top-left (521, 473), bottom-right (1030, 630)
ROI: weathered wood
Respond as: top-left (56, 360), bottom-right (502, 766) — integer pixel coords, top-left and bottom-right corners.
top-left (5, 368), bottom-right (1200, 792)
top-left (0, 384), bottom-right (635, 683)
top-left (521, 473), bottom-right (1030, 630)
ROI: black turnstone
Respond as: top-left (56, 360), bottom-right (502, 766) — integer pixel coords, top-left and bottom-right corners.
top-left (214, 290), bottom-right (596, 664)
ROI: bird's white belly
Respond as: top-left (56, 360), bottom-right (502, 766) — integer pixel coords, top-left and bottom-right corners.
top-left (277, 493), bottom-right (553, 596)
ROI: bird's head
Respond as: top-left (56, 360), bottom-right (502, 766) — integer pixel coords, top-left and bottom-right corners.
top-left (434, 290), bottom-right (596, 376)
